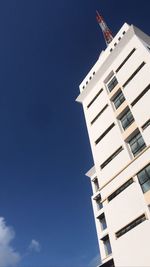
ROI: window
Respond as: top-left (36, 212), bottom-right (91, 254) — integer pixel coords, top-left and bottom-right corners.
top-left (101, 146), bottom-right (123, 169)
top-left (120, 109), bottom-right (134, 130)
top-left (87, 89), bottom-right (103, 109)
top-left (108, 178), bottom-right (133, 202)
top-left (113, 91), bottom-right (125, 109)
top-left (96, 199), bottom-right (103, 210)
top-left (142, 119), bottom-right (150, 130)
top-left (102, 235), bottom-right (112, 256)
top-left (107, 76), bottom-right (118, 92)
top-left (99, 214), bottom-right (107, 231)
top-left (95, 194), bottom-right (103, 210)
top-left (123, 62), bottom-right (145, 88)
top-left (116, 48), bottom-right (136, 73)
top-left (95, 123), bottom-right (115, 145)
top-left (93, 177), bottom-right (99, 192)
top-left (131, 84), bottom-right (150, 107)
top-left (116, 214), bottom-right (146, 238)
top-left (128, 132), bottom-right (146, 157)
top-left (137, 164), bottom-right (150, 193)
top-left (91, 104), bottom-right (108, 125)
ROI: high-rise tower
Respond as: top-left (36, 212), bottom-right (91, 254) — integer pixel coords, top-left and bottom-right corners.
top-left (76, 22), bottom-right (150, 267)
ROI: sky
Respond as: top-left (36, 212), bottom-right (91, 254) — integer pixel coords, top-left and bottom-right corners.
top-left (0, 0), bottom-right (149, 266)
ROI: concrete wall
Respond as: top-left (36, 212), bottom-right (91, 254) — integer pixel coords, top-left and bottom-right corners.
top-left (78, 23), bottom-right (150, 266)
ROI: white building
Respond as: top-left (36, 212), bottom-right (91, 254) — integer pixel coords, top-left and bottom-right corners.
top-left (76, 23), bottom-right (150, 267)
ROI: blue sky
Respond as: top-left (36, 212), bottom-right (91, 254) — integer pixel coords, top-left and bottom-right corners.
top-left (0, 0), bottom-right (149, 266)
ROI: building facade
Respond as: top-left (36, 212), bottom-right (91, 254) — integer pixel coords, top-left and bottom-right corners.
top-left (76, 23), bottom-right (150, 267)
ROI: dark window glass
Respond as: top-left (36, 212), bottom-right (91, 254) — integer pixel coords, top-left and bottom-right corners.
top-left (97, 201), bottom-right (103, 210)
top-left (116, 214), bottom-right (146, 238)
top-left (108, 178), bottom-right (133, 202)
top-left (120, 109), bottom-right (134, 130)
top-left (131, 85), bottom-right (150, 107)
top-left (129, 132), bottom-right (146, 157)
top-left (142, 181), bottom-right (150, 193)
top-left (102, 236), bottom-right (112, 256)
top-left (113, 91), bottom-right (125, 109)
top-left (142, 119), bottom-right (150, 130)
top-left (95, 195), bottom-right (103, 210)
top-left (93, 178), bottom-right (99, 192)
top-left (91, 104), bottom-right (108, 125)
top-left (99, 214), bottom-right (107, 231)
top-left (137, 164), bottom-right (150, 193)
top-left (101, 147), bottom-right (123, 169)
top-left (123, 62), bottom-right (145, 88)
top-left (116, 48), bottom-right (136, 73)
top-left (95, 123), bottom-right (115, 145)
top-left (87, 89), bottom-right (103, 108)
top-left (107, 76), bottom-right (118, 92)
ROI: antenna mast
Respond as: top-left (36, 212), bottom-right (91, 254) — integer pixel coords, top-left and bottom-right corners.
top-left (96, 11), bottom-right (113, 46)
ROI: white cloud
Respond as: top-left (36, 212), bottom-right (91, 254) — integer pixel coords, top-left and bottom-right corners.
top-left (28, 239), bottom-right (41, 253)
top-left (0, 217), bottom-right (21, 267)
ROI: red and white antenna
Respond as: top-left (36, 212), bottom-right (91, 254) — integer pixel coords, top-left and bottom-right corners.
top-left (96, 10), bottom-right (113, 46)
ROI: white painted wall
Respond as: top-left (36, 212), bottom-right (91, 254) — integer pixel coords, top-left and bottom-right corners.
top-left (77, 23), bottom-right (150, 267)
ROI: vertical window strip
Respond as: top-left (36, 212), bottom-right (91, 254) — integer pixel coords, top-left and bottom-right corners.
top-left (98, 213), bottom-right (107, 231)
top-left (107, 76), bottom-right (118, 92)
top-left (129, 132), bottom-right (146, 157)
top-left (102, 235), bottom-right (112, 256)
top-left (93, 177), bottom-right (99, 192)
top-left (120, 109), bottom-right (134, 130)
top-left (94, 194), bottom-right (103, 210)
top-left (137, 164), bottom-right (150, 193)
top-left (113, 91), bottom-right (125, 109)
